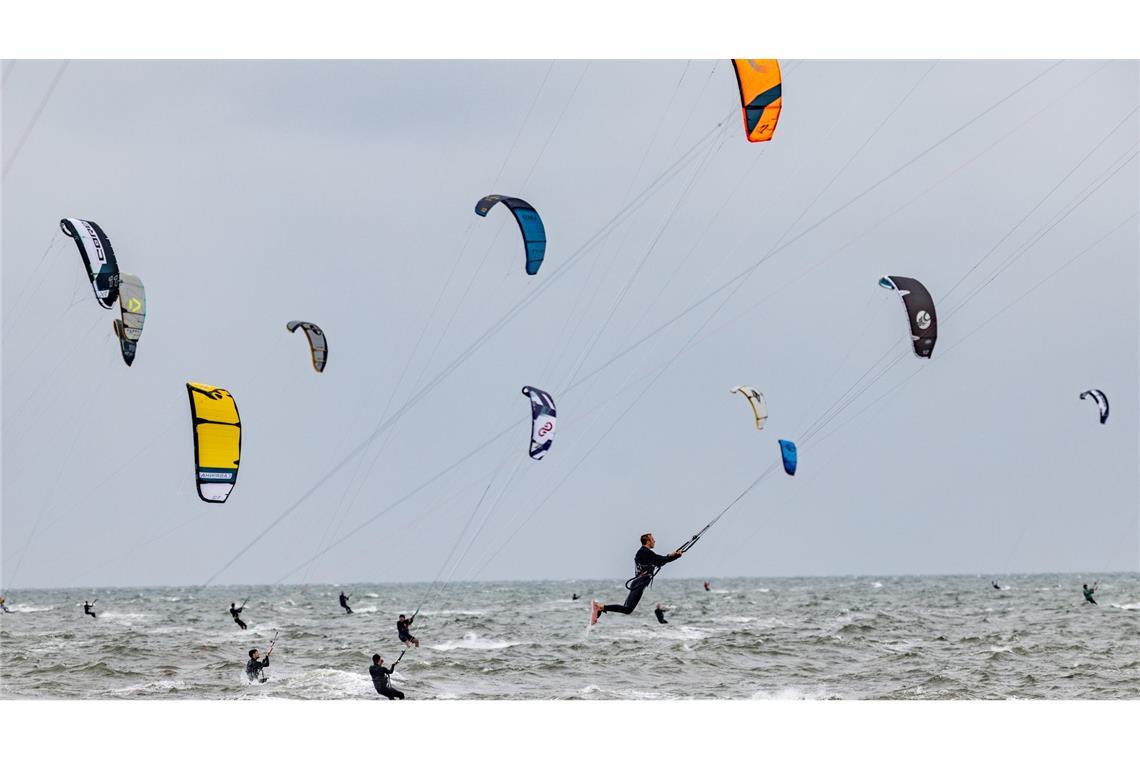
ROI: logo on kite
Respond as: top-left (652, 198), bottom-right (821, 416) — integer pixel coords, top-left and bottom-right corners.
top-left (521, 386), bottom-right (557, 460)
top-left (916, 310), bottom-right (931, 330)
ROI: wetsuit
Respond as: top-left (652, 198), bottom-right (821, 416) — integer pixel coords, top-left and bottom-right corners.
top-left (339, 593), bottom-right (353, 614)
top-left (571, 594), bottom-right (580, 600)
top-left (992, 582), bottom-right (1001, 590)
top-left (654, 607), bottom-right (668, 624)
top-left (370, 663), bottom-right (404, 700)
top-left (231, 606), bottom-right (247, 630)
top-left (1083, 586), bottom-right (1097, 605)
top-left (602, 546), bottom-right (680, 615)
top-left (397, 618), bottom-right (417, 645)
top-left (83, 603), bottom-right (96, 619)
top-left (246, 655), bottom-right (270, 683)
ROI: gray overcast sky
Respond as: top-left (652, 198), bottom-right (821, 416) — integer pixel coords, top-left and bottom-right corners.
top-left (2, 60), bottom-right (1137, 589)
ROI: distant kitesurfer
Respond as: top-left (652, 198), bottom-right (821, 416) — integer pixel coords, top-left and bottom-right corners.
top-left (654, 604), bottom-right (669, 624)
top-left (591, 533), bottom-right (683, 624)
top-left (991, 581), bottom-right (1001, 590)
top-left (397, 614), bottom-right (419, 647)
top-left (370, 654), bottom-right (405, 700)
top-left (0, 595), bottom-right (10, 613)
top-left (230, 602), bottom-right (247, 630)
top-left (339, 591), bottom-right (353, 614)
top-left (571, 593), bottom-right (580, 600)
top-left (83, 601), bottom-right (96, 619)
top-left (1082, 583), bottom-right (1098, 605)
top-left (245, 647), bottom-right (270, 683)
top-left (703, 581), bottom-right (710, 592)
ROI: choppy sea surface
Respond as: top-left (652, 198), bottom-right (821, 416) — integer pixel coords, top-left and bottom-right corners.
top-left (2, 574), bottom-right (1138, 699)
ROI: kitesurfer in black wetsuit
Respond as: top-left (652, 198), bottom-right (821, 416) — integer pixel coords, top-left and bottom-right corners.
top-left (370, 654), bottom-right (404, 700)
top-left (571, 593), bottom-right (580, 600)
top-left (703, 581), bottom-right (710, 592)
top-left (592, 533), bottom-right (682, 622)
top-left (397, 614), bottom-right (419, 647)
top-left (83, 601), bottom-right (96, 618)
top-left (991, 581), bottom-right (1001, 590)
top-left (245, 647), bottom-right (270, 683)
top-left (654, 604), bottom-right (669, 624)
top-left (339, 591), bottom-right (353, 614)
top-left (230, 602), bottom-right (247, 630)
top-left (1082, 583), bottom-right (1098, 605)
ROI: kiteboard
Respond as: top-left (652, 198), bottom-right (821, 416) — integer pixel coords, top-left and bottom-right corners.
top-left (590, 600), bottom-right (601, 626)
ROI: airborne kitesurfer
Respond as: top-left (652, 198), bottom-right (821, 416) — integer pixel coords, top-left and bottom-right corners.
top-left (230, 602), bottom-right (247, 630)
top-left (397, 614), bottom-right (419, 647)
top-left (591, 533), bottom-right (682, 624)
top-left (83, 601), bottom-right (96, 619)
top-left (370, 654), bottom-right (405, 700)
top-left (1082, 583), bottom-right (1098, 605)
top-left (654, 604), bottom-right (669, 624)
top-left (339, 591), bottom-right (353, 614)
top-left (991, 581), bottom-right (1001, 590)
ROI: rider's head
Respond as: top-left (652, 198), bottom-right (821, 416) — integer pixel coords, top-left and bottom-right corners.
top-left (249, 649), bottom-right (259, 659)
top-left (640, 533), bottom-right (655, 548)
top-left (373, 654), bottom-right (383, 665)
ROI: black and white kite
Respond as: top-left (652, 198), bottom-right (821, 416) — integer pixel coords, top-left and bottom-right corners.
top-left (1080, 389), bottom-right (1109, 424)
top-left (60, 218), bottom-right (120, 309)
top-left (521, 386), bottom-right (557, 460)
top-left (879, 275), bottom-right (937, 359)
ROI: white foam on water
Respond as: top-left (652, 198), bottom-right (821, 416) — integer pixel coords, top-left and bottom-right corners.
top-left (751, 685), bottom-right (839, 700)
top-left (365, 593), bottom-right (380, 598)
top-left (605, 625), bottom-right (708, 643)
top-left (871, 582), bottom-right (884, 588)
top-left (1110, 602), bottom-right (1140, 611)
top-left (112, 679), bottom-right (187, 695)
top-left (6, 604), bottom-right (53, 612)
top-left (430, 632), bottom-right (520, 651)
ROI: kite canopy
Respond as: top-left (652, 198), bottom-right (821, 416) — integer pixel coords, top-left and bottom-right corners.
top-left (730, 386), bottom-right (768, 430)
top-left (186, 383), bottom-right (242, 503)
top-left (731, 59), bottom-right (782, 143)
top-left (521, 386), bottom-right (557, 460)
top-left (60, 218), bottom-right (120, 309)
top-left (286, 321), bottom-right (328, 373)
top-left (112, 273), bottom-right (146, 366)
top-left (1079, 389), bottom-right (1109, 424)
top-left (778, 439), bottom-right (797, 476)
top-left (475, 195), bottom-right (547, 275)
top-left (879, 275), bottom-right (938, 359)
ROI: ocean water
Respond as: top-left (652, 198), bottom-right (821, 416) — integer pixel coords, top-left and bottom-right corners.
top-left (2, 574), bottom-right (1138, 700)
